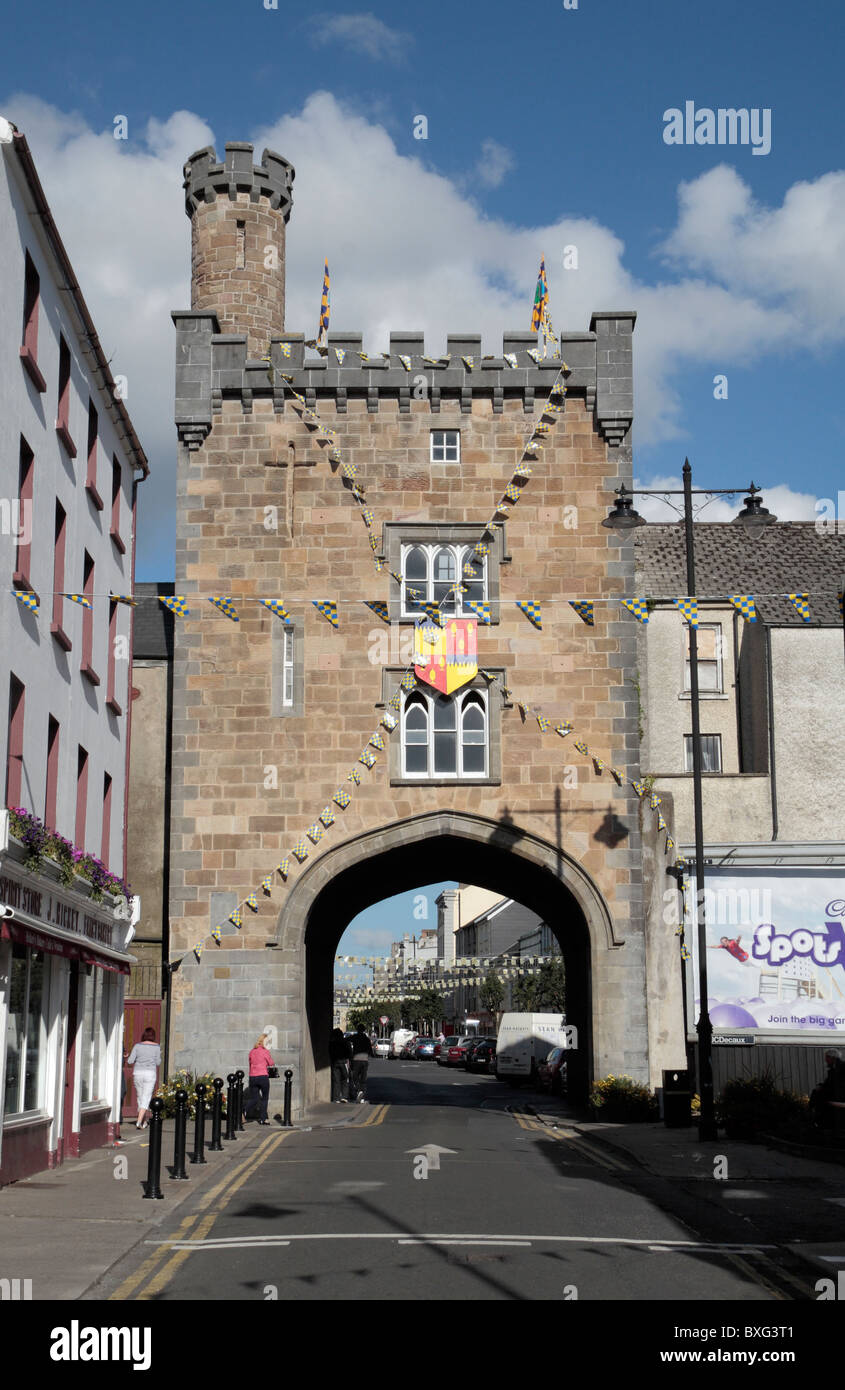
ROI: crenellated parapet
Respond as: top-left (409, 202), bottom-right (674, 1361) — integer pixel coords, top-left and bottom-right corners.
top-left (171, 314), bottom-right (636, 451)
top-left (183, 143), bottom-right (294, 219)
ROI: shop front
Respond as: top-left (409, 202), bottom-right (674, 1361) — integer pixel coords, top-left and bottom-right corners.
top-left (0, 835), bottom-right (135, 1184)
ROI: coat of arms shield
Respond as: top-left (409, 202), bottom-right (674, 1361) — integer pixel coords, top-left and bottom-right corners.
top-left (413, 618), bottom-right (478, 695)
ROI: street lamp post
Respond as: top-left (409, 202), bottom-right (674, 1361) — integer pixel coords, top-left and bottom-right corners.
top-left (603, 460), bottom-right (776, 1141)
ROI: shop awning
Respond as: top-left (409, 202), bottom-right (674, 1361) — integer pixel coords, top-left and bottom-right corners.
top-left (1, 917), bottom-right (132, 974)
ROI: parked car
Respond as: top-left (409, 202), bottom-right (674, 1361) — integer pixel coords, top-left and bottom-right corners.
top-left (389, 1028), bottom-right (417, 1058)
top-left (467, 1038), bottom-right (497, 1074)
top-left (440, 1037), bottom-right (476, 1067)
top-left (462, 1037), bottom-right (494, 1070)
top-left (401, 1036), bottom-right (420, 1059)
top-left (495, 1013), bottom-right (573, 1086)
top-left (435, 1036), bottom-right (463, 1065)
top-left (373, 1038), bottom-right (390, 1058)
top-left (415, 1037), bottom-right (436, 1059)
top-left (537, 1045), bottom-right (568, 1094)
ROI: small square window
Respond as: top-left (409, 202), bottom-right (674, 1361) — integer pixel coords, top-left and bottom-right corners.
top-left (430, 430), bottom-right (460, 464)
top-left (684, 734), bottom-right (722, 774)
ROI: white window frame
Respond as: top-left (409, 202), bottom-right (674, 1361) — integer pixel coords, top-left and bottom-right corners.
top-left (682, 622), bottom-right (723, 695)
top-left (401, 687), bottom-right (489, 780)
top-left (3, 944), bottom-right (46, 1117)
top-left (282, 626), bottom-right (294, 709)
top-left (430, 429), bottom-right (460, 464)
top-left (684, 733), bottom-right (723, 774)
top-left (400, 543), bottom-right (487, 620)
top-left (79, 965), bottom-right (105, 1105)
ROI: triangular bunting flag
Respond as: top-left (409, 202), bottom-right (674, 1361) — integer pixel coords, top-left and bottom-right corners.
top-left (364, 600), bottom-right (390, 624)
top-left (193, 941), bottom-right (204, 962)
top-left (306, 823), bottom-right (325, 844)
top-left (261, 599), bottom-right (292, 623)
top-left (277, 858), bottom-right (291, 880)
top-left (229, 909), bottom-right (243, 929)
top-left (12, 589), bottom-right (39, 615)
top-left (462, 356), bottom-right (475, 371)
top-left (623, 599), bottom-right (649, 623)
top-left (555, 722), bottom-right (573, 737)
top-left (381, 710), bottom-right (398, 731)
top-left (66, 593), bottom-right (92, 609)
top-left (359, 749), bottom-right (377, 769)
top-left (208, 596), bottom-right (239, 622)
top-left (537, 715), bottom-right (551, 732)
top-left (729, 595), bottom-right (757, 624)
top-left (785, 592), bottom-right (810, 624)
top-left (369, 732), bottom-right (385, 751)
top-left (464, 598), bottom-right (491, 624)
top-left (401, 671), bottom-right (417, 691)
top-left (110, 593), bottom-right (137, 606)
top-left (504, 483), bottom-right (523, 503)
top-left (516, 599), bottom-right (542, 629)
top-left (261, 876), bottom-right (274, 895)
top-left (675, 598), bottom-right (699, 628)
top-left (291, 841), bottom-right (310, 862)
top-left (570, 600), bottom-right (594, 626)
top-left (313, 600), bottom-right (339, 628)
top-left (650, 793), bottom-right (662, 810)
top-left (159, 595), bottom-right (190, 616)
top-left (657, 811), bottom-right (667, 832)
top-left (211, 925), bottom-right (222, 943)
top-left (333, 788), bottom-right (352, 809)
top-left (593, 757), bottom-right (605, 774)
top-left (610, 767), bottom-right (624, 785)
top-left (245, 893), bottom-right (258, 912)
top-left (398, 355), bottom-right (412, 372)
top-left (632, 780), bottom-right (648, 797)
top-left (573, 740), bottom-right (589, 755)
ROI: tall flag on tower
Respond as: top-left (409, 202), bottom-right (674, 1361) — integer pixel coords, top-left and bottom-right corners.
top-left (317, 259), bottom-right (331, 348)
top-left (530, 257), bottom-right (548, 334)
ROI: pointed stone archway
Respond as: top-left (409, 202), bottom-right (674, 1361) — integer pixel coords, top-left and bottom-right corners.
top-left (274, 810), bottom-right (637, 1111)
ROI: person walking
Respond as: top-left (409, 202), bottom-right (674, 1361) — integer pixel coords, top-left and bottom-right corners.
top-left (247, 1032), bottom-right (276, 1125)
top-left (350, 1024), bottom-right (374, 1104)
top-left (126, 1027), bottom-right (161, 1129)
top-left (329, 1027), bottom-right (352, 1102)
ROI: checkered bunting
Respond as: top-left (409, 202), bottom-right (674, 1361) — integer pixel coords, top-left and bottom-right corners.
top-left (517, 702), bottom-right (529, 720)
top-left (650, 793), bottom-right (662, 810)
top-left (462, 356), bottom-right (475, 371)
top-left (570, 601), bottom-right (594, 626)
top-left (473, 543), bottom-right (490, 558)
top-left (479, 670), bottom-right (496, 682)
top-left (610, 767), bottom-right (625, 785)
top-left (12, 589), bottom-right (39, 614)
top-left (631, 780), bottom-right (648, 797)
top-left (359, 748), bottom-right (377, 769)
top-left (369, 732), bottom-right (385, 751)
top-left (352, 487), bottom-right (368, 504)
top-left (159, 595), bottom-right (190, 616)
top-left (785, 592), bottom-right (810, 624)
top-left (536, 716), bottom-right (551, 732)
top-left (533, 423), bottom-right (552, 436)
top-left (381, 711), bottom-right (398, 731)
top-left (291, 842), bottom-right (310, 863)
top-left (622, 599), bottom-right (649, 624)
top-left (66, 593), bottom-right (92, 609)
top-left (526, 348), bottom-right (543, 364)
top-left (729, 595), bottom-right (757, 624)
top-left (463, 561), bottom-right (480, 578)
top-left (555, 722), bottom-right (573, 737)
top-left (493, 502), bottom-right (510, 520)
top-left (573, 740), bottom-right (589, 755)
top-left (306, 823), bottom-right (325, 844)
top-left (208, 596), bottom-right (239, 622)
top-left (347, 767), bottom-right (362, 784)
top-left (334, 347), bottom-right (346, 364)
top-left (245, 893), bottom-right (258, 912)
top-left (333, 788), bottom-right (352, 809)
top-left (463, 598), bottom-right (491, 624)
top-left (229, 909), bottom-right (243, 929)
top-left (261, 876), bottom-right (274, 896)
top-left (516, 599), bottom-right (542, 629)
top-left (361, 508), bottom-right (375, 529)
top-left (675, 598), bottom-right (699, 628)
top-left (593, 757), bottom-right (605, 774)
top-left (387, 691), bottom-right (402, 710)
top-left (211, 925), bottom-right (222, 943)
top-left (504, 483), bottom-right (523, 503)
top-left (504, 353), bottom-right (518, 369)
top-left (312, 600), bottom-right (339, 628)
top-left (341, 460), bottom-right (358, 480)
top-left (368, 535), bottom-right (379, 553)
top-left (398, 355), bottom-right (412, 372)
top-left (666, 835), bottom-right (675, 853)
top-left (277, 858), bottom-right (291, 880)
top-left (513, 463), bottom-right (532, 479)
top-left (261, 599), bottom-right (292, 624)
top-left (364, 601), bottom-right (390, 624)
top-left (111, 593), bottom-right (137, 606)
top-left (657, 811), bottom-right (667, 832)
top-left (193, 941), bottom-right (204, 962)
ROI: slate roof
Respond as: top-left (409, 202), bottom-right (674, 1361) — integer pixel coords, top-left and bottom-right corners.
top-left (133, 582), bottom-right (175, 660)
top-left (633, 523), bottom-right (845, 625)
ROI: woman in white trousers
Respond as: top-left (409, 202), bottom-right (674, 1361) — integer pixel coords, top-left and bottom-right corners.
top-left (126, 1027), bottom-right (162, 1129)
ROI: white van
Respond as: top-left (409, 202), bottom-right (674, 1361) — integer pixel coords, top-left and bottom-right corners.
top-left (495, 1013), bottom-right (577, 1085)
top-left (388, 1028), bottom-right (417, 1058)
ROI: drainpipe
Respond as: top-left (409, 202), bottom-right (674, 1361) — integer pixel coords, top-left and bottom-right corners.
top-left (765, 626), bottom-right (778, 841)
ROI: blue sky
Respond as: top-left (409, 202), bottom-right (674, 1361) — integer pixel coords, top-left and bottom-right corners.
top-left (2, 0), bottom-right (844, 580)
top-left (5, 0), bottom-right (842, 952)
top-left (335, 882), bottom-right (453, 985)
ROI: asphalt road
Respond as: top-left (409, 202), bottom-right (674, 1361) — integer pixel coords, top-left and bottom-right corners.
top-left (91, 1060), bottom-right (836, 1304)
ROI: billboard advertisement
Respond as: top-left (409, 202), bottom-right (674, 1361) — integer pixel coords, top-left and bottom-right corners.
top-left (684, 870), bottom-right (845, 1037)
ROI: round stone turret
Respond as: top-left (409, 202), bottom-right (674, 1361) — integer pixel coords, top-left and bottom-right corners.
top-left (183, 142), bottom-right (295, 356)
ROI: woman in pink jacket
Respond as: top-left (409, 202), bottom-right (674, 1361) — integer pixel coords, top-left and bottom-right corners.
top-left (247, 1033), bottom-right (275, 1125)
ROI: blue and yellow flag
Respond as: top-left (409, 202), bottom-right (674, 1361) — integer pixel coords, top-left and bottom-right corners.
top-left (531, 257), bottom-right (549, 333)
top-left (317, 259), bottom-right (330, 346)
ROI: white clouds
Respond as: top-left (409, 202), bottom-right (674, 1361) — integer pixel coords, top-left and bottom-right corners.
top-left (632, 475), bottom-right (820, 524)
top-left (4, 89), bottom-right (843, 571)
top-left (309, 12), bottom-right (413, 63)
top-left (474, 139), bottom-right (516, 190)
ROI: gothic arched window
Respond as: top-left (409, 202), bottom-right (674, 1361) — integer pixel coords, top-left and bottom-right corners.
top-left (401, 687), bottom-right (488, 779)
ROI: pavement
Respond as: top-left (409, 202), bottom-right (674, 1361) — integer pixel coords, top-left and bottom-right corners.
top-left (1, 1088), bottom-right (843, 1301)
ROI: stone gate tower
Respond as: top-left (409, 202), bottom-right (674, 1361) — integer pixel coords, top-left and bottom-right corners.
top-left (169, 142), bottom-right (684, 1112)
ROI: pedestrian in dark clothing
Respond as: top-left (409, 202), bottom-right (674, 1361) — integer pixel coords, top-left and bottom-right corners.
top-left (350, 1025), bottom-right (374, 1104)
top-left (329, 1028), bottom-right (351, 1102)
top-left (810, 1048), bottom-right (845, 1130)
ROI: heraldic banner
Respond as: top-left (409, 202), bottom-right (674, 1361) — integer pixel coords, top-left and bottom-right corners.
top-left (413, 619), bottom-right (478, 695)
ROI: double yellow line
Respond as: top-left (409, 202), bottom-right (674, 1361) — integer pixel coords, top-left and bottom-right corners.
top-left (110, 1130), bottom-right (291, 1301)
top-left (355, 1103), bottom-right (389, 1128)
top-left (511, 1111), bottom-right (629, 1172)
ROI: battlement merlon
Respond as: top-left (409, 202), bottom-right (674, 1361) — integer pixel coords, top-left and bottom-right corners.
top-left (171, 312), bottom-right (636, 450)
top-left (183, 142), bottom-right (295, 220)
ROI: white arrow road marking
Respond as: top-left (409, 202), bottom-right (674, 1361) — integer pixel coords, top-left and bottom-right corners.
top-left (405, 1143), bottom-right (458, 1171)
top-left (329, 1181), bottom-right (386, 1193)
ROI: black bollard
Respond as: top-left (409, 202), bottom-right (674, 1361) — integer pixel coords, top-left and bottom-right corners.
top-left (143, 1097), bottom-right (165, 1199)
top-left (190, 1083), bottom-right (208, 1164)
top-left (209, 1077), bottom-right (224, 1152)
top-left (282, 1069), bottom-right (293, 1128)
top-left (224, 1073), bottom-right (237, 1141)
top-left (236, 1070), bottom-right (246, 1132)
top-left (170, 1088), bottom-right (189, 1179)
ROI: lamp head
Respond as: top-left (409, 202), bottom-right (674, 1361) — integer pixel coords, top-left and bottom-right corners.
top-left (602, 486), bottom-right (646, 531)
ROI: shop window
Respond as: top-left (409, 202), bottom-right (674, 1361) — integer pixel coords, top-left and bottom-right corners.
top-left (79, 967), bottom-right (104, 1104)
top-left (3, 946), bottom-right (45, 1116)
